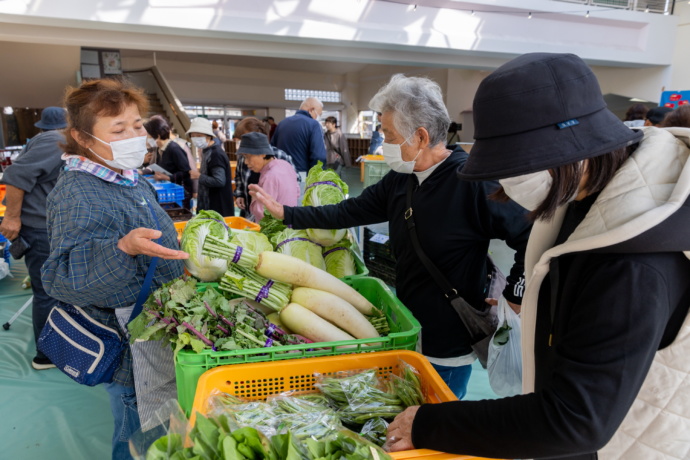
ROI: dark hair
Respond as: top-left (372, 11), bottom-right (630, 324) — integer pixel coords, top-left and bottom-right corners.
top-left (659, 105), bottom-right (690, 128)
top-left (375, 124), bottom-right (382, 132)
top-left (490, 144), bottom-right (637, 222)
top-left (325, 116), bottom-right (338, 126)
top-left (624, 103), bottom-right (649, 121)
top-left (234, 117), bottom-right (269, 139)
top-left (266, 116), bottom-right (275, 122)
top-left (144, 116), bottom-right (171, 140)
top-left (62, 79), bottom-right (149, 158)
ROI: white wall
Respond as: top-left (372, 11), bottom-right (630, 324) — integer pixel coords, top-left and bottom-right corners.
top-left (670, 2), bottom-right (690, 92)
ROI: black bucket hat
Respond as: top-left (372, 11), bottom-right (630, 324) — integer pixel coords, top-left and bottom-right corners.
top-left (458, 53), bottom-right (643, 181)
top-left (237, 132), bottom-right (274, 156)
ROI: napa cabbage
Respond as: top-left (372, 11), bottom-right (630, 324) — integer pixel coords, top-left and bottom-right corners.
top-left (181, 210), bottom-right (231, 282)
top-left (271, 228), bottom-right (326, 270)
top-left (323, 239), bottom-right (356, 278)
top-left (302, 162), bottom-right (349, 246)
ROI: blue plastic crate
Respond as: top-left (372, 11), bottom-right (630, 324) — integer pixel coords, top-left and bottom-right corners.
top-left (152, 182), bottom-right (184, 207)
top-left (0, 234), bottom-right (9, 266)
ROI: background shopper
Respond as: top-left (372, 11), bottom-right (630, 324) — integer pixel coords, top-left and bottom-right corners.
top-left (0, 106), bottom-right (66, 370)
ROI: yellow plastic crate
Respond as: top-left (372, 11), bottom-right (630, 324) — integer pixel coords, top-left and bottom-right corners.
top-left (189, 350), bottom-right (502, 460)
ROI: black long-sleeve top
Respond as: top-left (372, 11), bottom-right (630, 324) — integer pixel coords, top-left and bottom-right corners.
top-left (284, 149), bottom-right (531, 358)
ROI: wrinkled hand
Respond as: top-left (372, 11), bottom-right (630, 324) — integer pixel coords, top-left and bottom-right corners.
top-left (235, 197), bottom-right (246, 210)
top-left (385, 406), bottom-right (420, 452)
top-left (153, 172), bottom-right (170, 181)
top-left (0, 215), bottom-right (21, 242)
top-left (117, 228), bottom-right (189, 259)
top-left (189, 169), bottom-right (201, 180)
top-left (248, 184), bottom-right (285, 220)
top-left (486, 297), bottom-right (521, 315)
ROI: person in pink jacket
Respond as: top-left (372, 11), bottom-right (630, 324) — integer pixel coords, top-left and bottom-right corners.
top-left (237, 132), bottom-right (299, 222)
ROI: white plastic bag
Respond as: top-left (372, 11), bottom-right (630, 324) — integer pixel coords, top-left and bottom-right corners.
top-left (487, 296), bottom-right (522, 397)
top-left (0, 259), bottom-right (10, 280)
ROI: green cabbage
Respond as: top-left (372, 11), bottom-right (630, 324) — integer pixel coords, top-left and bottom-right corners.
top-left (302, 162), bottom-right (349, 246)
top-left (230, 230), bottom-right (274, 255)
top-left (271, 228), bottom-right (326, 270)
top-left (323, 239), bottom-right (356, 278)
top-left (181, 210), bottom-right (232, 282)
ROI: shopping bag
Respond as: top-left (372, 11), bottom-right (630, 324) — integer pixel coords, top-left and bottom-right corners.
top-left (487, 296), bottom-right (522, 397)
top-left (116, 306), bottom-right (177, 432)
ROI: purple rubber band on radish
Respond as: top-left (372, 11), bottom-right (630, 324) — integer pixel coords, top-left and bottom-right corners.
top-left (232, 246), bottom-right (243, 263)
top-left (255, 280), bottom-right (274, 303)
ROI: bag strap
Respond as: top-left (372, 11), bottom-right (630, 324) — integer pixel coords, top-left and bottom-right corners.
top-left (127, 198), bottom-right (161, 325)
top-left (404, 175), bottom-right (459, 300)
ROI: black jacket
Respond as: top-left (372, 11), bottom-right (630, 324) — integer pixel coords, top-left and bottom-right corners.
top-left (284, 149), bottom-right (531, 358)
top-left (412, 129), bottom-right (690, 459)
top-left (198, 143), bottom-right (234, 217)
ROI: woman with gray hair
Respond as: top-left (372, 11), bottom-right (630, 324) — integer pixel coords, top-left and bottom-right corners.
top-left (250, 74), bottom-right (532, 398)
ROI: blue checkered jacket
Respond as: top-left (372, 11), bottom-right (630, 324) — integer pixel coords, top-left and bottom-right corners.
top-left (42, 169), bottom-right (183, 386)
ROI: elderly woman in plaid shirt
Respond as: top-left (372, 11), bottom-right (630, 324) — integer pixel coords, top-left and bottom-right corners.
top-left (41, 79), bottom-right (188, 460)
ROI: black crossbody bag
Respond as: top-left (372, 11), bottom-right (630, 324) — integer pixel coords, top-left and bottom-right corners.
top-left (405, 176), bottom-right (504, 367)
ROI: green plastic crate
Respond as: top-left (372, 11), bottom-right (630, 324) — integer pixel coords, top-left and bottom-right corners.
top-left (175, 276), bottom-right (420, 414)
top-left (363, 160), bottom-right (391, 188)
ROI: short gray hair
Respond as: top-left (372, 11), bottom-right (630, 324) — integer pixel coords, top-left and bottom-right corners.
top-left (369, 74), bottom-right (450, 147)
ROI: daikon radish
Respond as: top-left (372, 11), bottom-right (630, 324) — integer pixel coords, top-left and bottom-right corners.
top-left (255, 251), bottom-right (375, 315)
top-left (279, 303), bottom-right (357, 344)
top-left (291, 287), bottom-right (379, 339)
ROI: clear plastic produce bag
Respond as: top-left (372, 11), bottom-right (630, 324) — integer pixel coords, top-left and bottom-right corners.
top-left (487, 296), bottom-right (523, 397)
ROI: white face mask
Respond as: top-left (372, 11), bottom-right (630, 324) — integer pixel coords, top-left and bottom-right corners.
top-left (192, 137), bottom-right (208, 149)
top-left (146, 138), bottom-right (157, 149)
top-left (85, 133), bottom-right (147, 170)
top-left (381, 134), bottom-right (422, 174)
top-left (499, 170), bottom-right (553, 211)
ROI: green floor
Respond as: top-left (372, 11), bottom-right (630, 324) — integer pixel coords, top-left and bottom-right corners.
top-left (0, 166), bottom-right (499, 459)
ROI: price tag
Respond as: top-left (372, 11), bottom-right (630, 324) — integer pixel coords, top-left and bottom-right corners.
top-left (369, 233), bottom-right (390, 244)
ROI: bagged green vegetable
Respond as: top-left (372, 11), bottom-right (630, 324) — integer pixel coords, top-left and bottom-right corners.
top-left (323, 239), bottom-right (356, 278)
top-left (181, 210), bottom-right (232, 282)
top-left (303, 162), bottom-right (348, 246)
top-left (272, 228), bottom-right (326, 271)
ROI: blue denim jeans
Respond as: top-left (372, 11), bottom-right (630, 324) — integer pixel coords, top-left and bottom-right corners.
top-left (431, 363), bottom-right (472, 400)
top-left (20, 225), bottom-right (59, 360)
top-left (104, 382), bottom-right (141, 460)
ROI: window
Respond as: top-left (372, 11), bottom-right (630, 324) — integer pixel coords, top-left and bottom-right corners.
top-left (285, 89), bottom-right (341, 103)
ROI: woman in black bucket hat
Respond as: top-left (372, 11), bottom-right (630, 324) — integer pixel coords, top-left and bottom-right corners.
top-left (387, 53), bottom-right (690, 460)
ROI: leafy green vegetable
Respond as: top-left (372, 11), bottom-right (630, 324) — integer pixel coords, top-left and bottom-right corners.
top-left (322, 239), bottom-right (356, 278)
top-left (181, 210), bottom-right (232, 282)
top-left (219, 265), bottom-right (293, 312)
top-left (145, 433), bottom-right (185, 460)
top-left (272, 228), bottom-right (325, 271)
top-left (493, 319), bottom-right (512, 345)
top-left (129, 276), bottom-right (306, 356)
top-left (302, 162), bottom-right (349, 247)
top-left (259, 211), bottom-right (287, 245)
